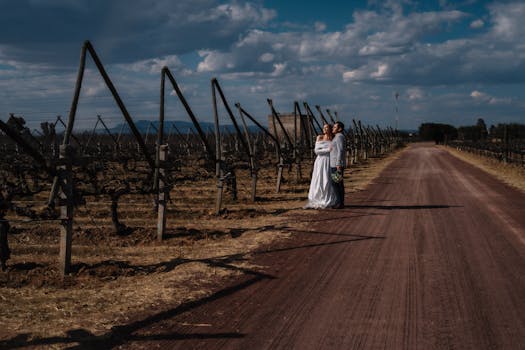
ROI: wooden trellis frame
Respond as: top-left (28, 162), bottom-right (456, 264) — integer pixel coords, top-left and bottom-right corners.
top-left (1, 40), bottom-right (160, 275)
top-left (235, 102), bottom-right (282, 202)
top-left (155, 66), bottom-right (215, 239)
top-left (211, 78), bottom-right (252, 214)
top-left (303, 102), bottom-right (323, 136)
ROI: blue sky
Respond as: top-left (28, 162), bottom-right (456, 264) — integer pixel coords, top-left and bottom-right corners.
top-left (0, 0), bottom-right (524, 131)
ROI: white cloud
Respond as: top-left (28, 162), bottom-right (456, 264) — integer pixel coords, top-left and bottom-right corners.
top-left (314, 21), bottom-right (326, 32)
top-left (470, 19), bottom-right (484, 29)
top-left (407, 88), bottom-right (424, 100)
top-left (470, 90), bottom-right (512, 105)
top-left (488, 97), bottom-right (511, 105)
top-left (371, 63), bottom-right (389, 79)
top-left (196, 50), bottom-right (232, 72)
top-left (358, 42), bottom-right (406, 56)
top-left (342, 62), bottom-right (390, 82)
top-left (410, 103), bottom-right (423, 112)
top-left (353, 9), bottom-right (466, 57)
top-left (489, 2), bottom-right (525, 42)
top-left (249, 85), bottom-right (266, 93)
top-left (342, 69), bottom-right (362, 82)
top-left (272, 43), bottom-right (286, 51)
top-left (84, 83), bottom-right (106, 97)
top-left (259, 53), bottom-right (274, 63)
top-left (186, 2), bottom-right (276, 25)
top-left (471, 90), bottom-right (488, 100)
top-left (191, 4), bottom-right (474, 85)
top-left (118, 55), bottom-right (184, 74)
top-left (237, 29), bottom-right (267, 47)
top-left (271, 63), bottom-right (287, 77)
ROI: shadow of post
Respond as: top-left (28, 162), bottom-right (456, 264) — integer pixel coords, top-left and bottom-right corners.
top-left (0, 275), bottom-right (263, 349)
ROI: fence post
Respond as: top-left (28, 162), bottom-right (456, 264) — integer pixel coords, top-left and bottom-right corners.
top-left (157, 144), bottom-right (168, 241)
top-left (59, 144), bottom-right (74, 276)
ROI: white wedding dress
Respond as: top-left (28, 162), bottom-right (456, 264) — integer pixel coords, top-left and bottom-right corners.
top-left (304, 140), bottom-right (337, 209)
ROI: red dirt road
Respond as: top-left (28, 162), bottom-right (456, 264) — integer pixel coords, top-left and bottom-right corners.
top-left (114, 144), bottom-right (525, 349)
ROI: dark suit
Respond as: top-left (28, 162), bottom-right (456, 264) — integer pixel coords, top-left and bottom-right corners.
top-left (329, 133), bottom-right (346, 207)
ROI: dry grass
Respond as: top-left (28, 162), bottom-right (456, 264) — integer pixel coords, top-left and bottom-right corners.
top-left (0, 147), bottom-right (404, 346)
top-left (444, 146), bottom-right (525, 193)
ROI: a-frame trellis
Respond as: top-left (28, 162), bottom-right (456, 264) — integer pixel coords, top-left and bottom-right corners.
top-left (211, 78), bottom-right (253, 214)
top-left (235, 102), bottom-right (282, 202)
top-left (266, 99), bottom-right (316, 190)
top-left (2, 40), bottom-right (159, 276)
top-left (155, 66), bottom-right (214, 239)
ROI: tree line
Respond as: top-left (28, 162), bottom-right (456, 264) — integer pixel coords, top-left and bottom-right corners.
top-left (418, 119), bottom-right (525, 144)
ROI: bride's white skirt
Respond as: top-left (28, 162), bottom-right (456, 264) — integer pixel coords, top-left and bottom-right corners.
top-left (304, 154), bottom-right (337, 209)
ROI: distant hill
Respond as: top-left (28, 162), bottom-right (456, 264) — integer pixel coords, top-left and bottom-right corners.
top-left (109, 120), bottom-right (262, 135)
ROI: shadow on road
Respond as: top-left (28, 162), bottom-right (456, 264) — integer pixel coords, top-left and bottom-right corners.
top-left (284, 228), bottom-right (385, 239)
top-left (0, 252), bottom-right (278, 349)
top-left (344, 204), bottom-right (460, 210)
top-left (252, 234), bottom-right (385, 256)
top-left (297, 212), bottom-right (384, 223)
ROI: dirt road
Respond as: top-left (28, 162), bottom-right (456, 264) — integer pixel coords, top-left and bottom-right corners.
top-left (109, 143), bottom-right (525, 349)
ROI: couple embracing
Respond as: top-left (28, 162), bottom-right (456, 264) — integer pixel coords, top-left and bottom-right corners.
top-left (305, 121), bottom-right (346, 209)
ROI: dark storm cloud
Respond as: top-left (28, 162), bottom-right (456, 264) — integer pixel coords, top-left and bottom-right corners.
top-left (0, 0), bottom-right (275, 66)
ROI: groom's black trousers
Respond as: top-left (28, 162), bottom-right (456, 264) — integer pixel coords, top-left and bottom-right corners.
top-left (330, 167), bottom-right (345, 206)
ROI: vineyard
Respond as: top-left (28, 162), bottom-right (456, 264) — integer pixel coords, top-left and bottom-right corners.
top-left (419, 121), bottom-right (525, 166)
top-left (448, 139), bottom-right (525, 166)
top-left (0, 41), bottom-right (403, 282)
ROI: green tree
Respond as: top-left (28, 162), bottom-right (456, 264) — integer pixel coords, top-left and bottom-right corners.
top-left (476, 118), bottom-right (488, 140)
top-left (418, 123), bottom-right (457, 144)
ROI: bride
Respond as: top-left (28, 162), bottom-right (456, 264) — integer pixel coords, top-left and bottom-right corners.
top-left (304, 124), bottom-right (337, 209)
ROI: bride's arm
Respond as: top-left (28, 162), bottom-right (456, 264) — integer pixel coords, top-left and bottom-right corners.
top-left (314, 141), bottom-right (331, 154)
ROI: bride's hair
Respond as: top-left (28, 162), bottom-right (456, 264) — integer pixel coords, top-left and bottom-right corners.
top-left (317, 123), bottom-right (334, 141)
top-left (323, 124), bottom-right (334, 140)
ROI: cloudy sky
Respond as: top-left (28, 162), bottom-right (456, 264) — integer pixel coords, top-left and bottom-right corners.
top-left (0, 0), bottom-right (524, 131)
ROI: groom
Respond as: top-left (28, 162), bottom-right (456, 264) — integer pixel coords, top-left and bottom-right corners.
top-left (330, 121), bottom-right (346, 209)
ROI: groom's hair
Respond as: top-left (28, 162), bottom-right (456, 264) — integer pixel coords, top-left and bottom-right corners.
top-left (335, 121), bottom-right (345, 131)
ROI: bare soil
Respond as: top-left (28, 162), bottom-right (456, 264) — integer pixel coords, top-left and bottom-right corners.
top-left (0, 149), bottom-right (401, 348)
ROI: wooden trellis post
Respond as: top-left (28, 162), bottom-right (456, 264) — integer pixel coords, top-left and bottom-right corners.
top-left (157, 144), bottom-right (168, 241)
top-left (276, 156), bottom-right (284, 193)
top-left (251, 142), bottom-right (258, 202)
top-left (210, 78), bottom-right (251, 214)
top-left (267, 99), bottom-right (294, 193)
top-left (293, 103), bottom-right (298, 182)
top-left (235, 102), bottom-right (281, 201)
top-left (212, 80), bottom-right (224, 215)
top-left (58, 144), bottom-right (74, 276)
top-left (237, 104), bottom-right (257, 202)
top-left (271, 113), bottom-right (283, 193)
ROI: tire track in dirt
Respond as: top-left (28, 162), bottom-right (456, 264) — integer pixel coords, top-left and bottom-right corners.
top-left (117, 143), bottom-right (525, 349)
